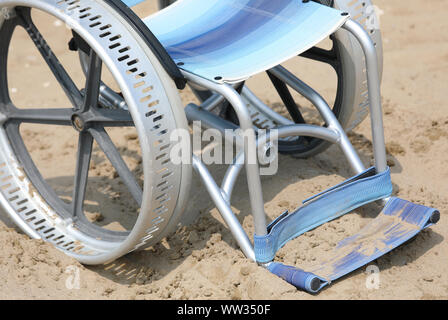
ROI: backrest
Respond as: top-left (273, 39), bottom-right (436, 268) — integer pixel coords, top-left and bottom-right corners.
top-left (144, 0), bottom-right (309, 51)
top-left (121, 0), bottom-right (146, 7)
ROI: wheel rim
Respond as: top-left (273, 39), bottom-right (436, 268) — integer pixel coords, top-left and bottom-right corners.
top-left (0, 0), bottom-right (190, 264)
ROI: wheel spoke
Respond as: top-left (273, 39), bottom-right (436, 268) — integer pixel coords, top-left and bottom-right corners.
top-left (4, 106), bottom-right (134, 127)
top-left (299, 46), bottom-right (338, 68)
top-left (85, 108), bottom-right (134, 127)
top-left (82, 50), bottom-right (102, 112)
top-left (6, 107), bottom-right (72, 125)
top-left (267, 71), bottom-right (307, 125)
top-left (16, 8), bottom-right (83, 108)
top-left (72, 131), bottom-right (94, 217)
top-left (89, 126), bottom-right (143, 205)
top-left (0, 18), bottom-right (19, 105)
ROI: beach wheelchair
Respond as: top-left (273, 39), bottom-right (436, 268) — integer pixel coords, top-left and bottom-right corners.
top-left (0, 0), bottom-right (439, 293)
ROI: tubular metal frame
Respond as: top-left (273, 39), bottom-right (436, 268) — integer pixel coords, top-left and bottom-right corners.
top-left (182, 19), bottom-right (387, 263)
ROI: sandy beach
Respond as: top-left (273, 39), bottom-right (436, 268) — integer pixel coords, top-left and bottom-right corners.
top-left (0, 0), bottom-right (447, 299)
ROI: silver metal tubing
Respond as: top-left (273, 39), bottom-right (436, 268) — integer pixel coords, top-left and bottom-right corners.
top-left (222, 124), bottom-right (341, 202)
top-left (0, 112), bottom-right (6, 126)
top-left (185, 103), bottom-right (239, 131)
top-left (185, 103), bottom-right (242, 148)
top-left (269, 66), bottom-right (365, 174)
top-left (342, 19), bottom-right (387, 173)
top-left (192, 155), bottom-right (256, 261)
top-left (185, 103), bottom-right (306, 159)
top-left (201, 93), bottom-right (226, 112)
top-left (275, 125), bottom-right (341, 143)
top-left (182, 71), bottom-right (268, 237)
top-left (241, 86), bottom-right (293, 126)
top-left (221, 161), bottom-right (244, 203)
top-left (99, 84), bottom-right (129, 110)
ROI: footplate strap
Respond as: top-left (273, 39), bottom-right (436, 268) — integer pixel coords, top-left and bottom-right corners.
top-left (254, 167), bottom-right (393, 263)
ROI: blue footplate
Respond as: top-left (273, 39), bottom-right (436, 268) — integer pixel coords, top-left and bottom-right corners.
top-left (256, 168), bottom-right (439, 293)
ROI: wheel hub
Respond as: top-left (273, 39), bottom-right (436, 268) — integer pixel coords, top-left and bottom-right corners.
top-left (71, 113), bottom-right (86, 132)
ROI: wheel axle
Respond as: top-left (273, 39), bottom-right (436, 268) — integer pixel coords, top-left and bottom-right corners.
top-left (71, 114), bottom-right (86, 132)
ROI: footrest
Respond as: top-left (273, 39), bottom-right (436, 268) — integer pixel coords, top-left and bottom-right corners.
top-left (254, 167), bottom-right (393, 263)
top-left (267, 197), bottom-right (440, 293)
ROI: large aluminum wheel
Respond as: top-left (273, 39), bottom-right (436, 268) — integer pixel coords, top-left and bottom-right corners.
top-left (0, 0), bottom-right (191, 264)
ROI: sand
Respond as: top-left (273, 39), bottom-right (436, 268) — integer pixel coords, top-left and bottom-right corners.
top-left (0, 0), bottom-right (447, 299)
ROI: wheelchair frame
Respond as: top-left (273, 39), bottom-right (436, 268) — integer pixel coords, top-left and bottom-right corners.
top-left (0, 0), bottom-right (439, 293)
